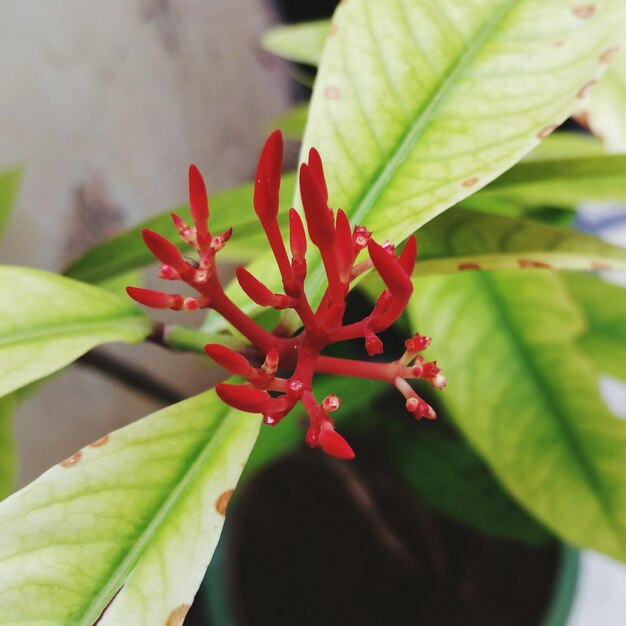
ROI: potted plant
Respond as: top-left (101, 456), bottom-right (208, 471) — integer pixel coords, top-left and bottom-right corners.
top-left (0, 1), bottom-right (625, 624)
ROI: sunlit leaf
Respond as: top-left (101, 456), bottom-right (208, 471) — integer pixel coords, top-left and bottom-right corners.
top-left (414, 207), bottom-right (626, 275)
top-left (300, 0), bottom-right (624, 247)
top-left (0, 391), bottom-right (260, 625)
top-left (407, 270), bottom-right (626, 562)
top-left (0, 266), bottom-right (150, 398)
top-left (565, 273), bottom-right (626, 381)
top-left (479, 154), bottom-right (626, 208)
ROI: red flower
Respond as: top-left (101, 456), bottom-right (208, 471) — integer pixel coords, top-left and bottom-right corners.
top-left (128, 131), bottom-right (445, 460)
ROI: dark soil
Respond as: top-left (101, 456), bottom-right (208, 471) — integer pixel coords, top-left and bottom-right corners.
top-left (225, 449), bottom-right (559, 626)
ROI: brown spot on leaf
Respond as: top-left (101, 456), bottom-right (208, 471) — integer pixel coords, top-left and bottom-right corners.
top-left (60, 451), bottom-right (82, 468)
top-left (591, 261), bottom-right (611, 270)
top-left (458, 263), bottom-right (481, 271)
top-left (461, 177), bottom-right (478, 188)
top-left (518, 259), bottom-right (552, 269)
top-left (554, 40), bottom-right (566, 48)
top-left (166, 604), bottom-right (191, 626)
top-left (324, 85), bottom-right (341, 100)
top-left (215, 489), bottom-right (235, 516)
top-left (89, 434), bottom-right (110, 448)
top-left (572, 5), bottom-right (595, 18)
top-left (577, 80), bottom-right (597, 99)
top-left (329, 23), bottom-right (339, 36)
top-left (600, 46), bottom-right (620, 63)
top-left (537, 124), bottom-right (558, 140)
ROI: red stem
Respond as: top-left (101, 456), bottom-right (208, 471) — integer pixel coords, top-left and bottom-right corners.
top-left (212, 291), bottom-right (278, 355)
top-left (263, 219), bottom-right (297, 294)
top-left (316, 355), bottom-right (402, 382)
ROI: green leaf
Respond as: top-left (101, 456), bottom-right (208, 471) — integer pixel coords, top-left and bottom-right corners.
top-left (414, 207), bottom-right (626, 275)
top-left (0, 266), bottom-right (150, 398)
top-left (300, 0), bottom-right (625, 247)
top-left (478, 154), bottom-right (626, 207)
top-left (0, 167), bottom-right (21, 243)
top-left (565, 273), bottom-right (626, 381)
top-left (576, 45), bottom-right (626, 152)
top-left (407, 270), bottom-right (626, 562)
top-left (390, 428), bottom-right (549, 544)
top-left (0, 391), bottom-right (260, 624)
top-left (0, 395), bottom-right (16, 500)
top-left (262, 20), bottom-right (330, 66)
top-left (522, 131), bottom-right (605, 161)
top-left (63, 176), bottom-right (296, 285)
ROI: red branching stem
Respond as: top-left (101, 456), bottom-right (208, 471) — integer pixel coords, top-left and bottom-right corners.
top-left (210, 291), bottom-right (278, 355)
top-left (316, 356), bottom-right (402, 382)
top-left (128, 130), bottom-right (444, 459)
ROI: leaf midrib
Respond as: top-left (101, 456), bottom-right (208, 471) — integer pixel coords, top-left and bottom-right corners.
top-left (348, 0), bottom-right (519, 225)
top-left (79, 404), bottom-right (242, 625)
top-left (477, 273), bottom-right (626, 549)
top-left (301, 0), bottom-right (519, 303)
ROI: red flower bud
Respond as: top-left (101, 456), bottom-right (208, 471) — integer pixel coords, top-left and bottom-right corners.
top-left (216, 383), bottom-right (272, 413)
top-left (352, 226), bottom-right (371, 251)
top-left (126, 286), bottom-right (184, 310)
top-left (289, 208), bottom-right (307, 261)
top-left (171, 213), bottom-right (197, 246)
top-left (205, 344), bottom-right (256, 378)
top-left (307, 147), bottom-right (328, 202)
top-left (254, 129), bottom-right (283, 222)
top-left (335, 209), bottom-right (354, 283)
top-left (299, 163), bottom-right (335, 248)
top-left (262, 348), bottom-right (280, 377)
top-left (188, 164), bottom-right (210, 247)
top-left (368, 239), bottom-right (413, 300)
top-left (322, 394), bottom-right (341, 412)
top-left (405, 333), bottom-right (431, 353)
top-left (159, 265), bottom-right (180, 280)
top-left (236, 267), bottom-right (296, 309)
top-left (398, 235), bottom-right (417, 276)
top-left (142, 229), bottom-right (188, 274)
top-left (422, 361), bottom-right (440, 379)
top-left (318, 425), bottom-right (355, 460)
top-left (183, 297), bottom-right (200, 312)
top-left (406, 397), bottom-right (436, 420)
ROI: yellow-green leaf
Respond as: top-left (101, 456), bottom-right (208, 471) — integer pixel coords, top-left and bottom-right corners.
top-left (0, 391), bottom-right (260, 625)
top-left (0, 266), bottom-right (150, 398)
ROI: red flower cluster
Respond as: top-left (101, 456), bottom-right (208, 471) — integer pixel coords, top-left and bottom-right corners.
top-left (127, 131), bottom-right (445, 460)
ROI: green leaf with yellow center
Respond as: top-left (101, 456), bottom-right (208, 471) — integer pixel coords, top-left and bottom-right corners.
top-left (407, 270), bottom-right (626, 562)
top-left (0, 391), bottom-right (260, 625)
top-left (0, 266), bottom-right (151, 398)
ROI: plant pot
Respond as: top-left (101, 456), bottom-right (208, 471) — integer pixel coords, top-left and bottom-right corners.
top-left (199, 452), bottom-right (581, 626)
